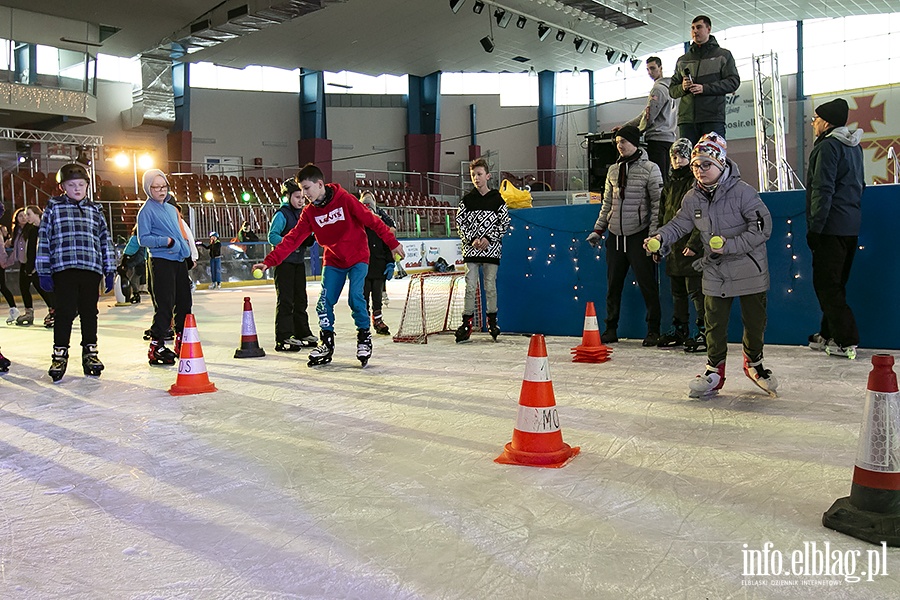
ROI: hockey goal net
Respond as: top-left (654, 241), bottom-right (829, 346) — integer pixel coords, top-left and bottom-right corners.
top-left (392, 272), bottom-right (480, 343)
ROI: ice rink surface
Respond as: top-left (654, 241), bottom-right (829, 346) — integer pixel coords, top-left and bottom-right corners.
top-left (1, 279), bottom-right (898, 599)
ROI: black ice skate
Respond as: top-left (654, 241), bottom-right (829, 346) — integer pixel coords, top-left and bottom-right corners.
top-left (275, 337), bottom-right (304, 352)
top-left (15, 308), bottom-right (34, 326)
top-left (657, 323), bottom-right (689, 348)
top-left (455, 314), bottom-right (473, 343)
top-left (148, 340), bottom-right (177, 366)
top-left (356, 328), bottom-right (373, 367)
top-left (0, 348), bottom-right (10, 373)
top-left (487, 312), bottom-right (500, 342)
top-left (373, 316), bottom-right (391, 336)
top-left (82, 344), bottom-right (104, 377)
top-left (48, 346), bottom-right (68, 383)
top-left (307, 330), bottom-right (335, 367)
top-left (43, 309), bottom-right (55, 329)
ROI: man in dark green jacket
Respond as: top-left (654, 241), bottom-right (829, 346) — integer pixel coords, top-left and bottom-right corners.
top-left (669, 15), bottom-right (740, 144)
top-left (805, 98), bottom-right (865, 360)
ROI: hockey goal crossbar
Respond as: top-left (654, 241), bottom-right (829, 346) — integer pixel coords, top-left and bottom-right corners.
top-left (392, 271), bottom-right (480, 343)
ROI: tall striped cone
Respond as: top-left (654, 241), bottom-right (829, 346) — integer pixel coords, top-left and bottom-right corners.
top-left (169, 314), bottom-right (217, 396)
top-left (823, 354), bottom-right (900, 546)
top-left (495, 334), bottom-right (580, 468)
top-left (571, 301), bottom-right (611, 363)
top-left (234, 297), bottom-right (266, 358)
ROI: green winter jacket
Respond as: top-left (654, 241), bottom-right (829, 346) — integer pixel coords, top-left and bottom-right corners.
top-left (659, 166), bottom-right (702, 278)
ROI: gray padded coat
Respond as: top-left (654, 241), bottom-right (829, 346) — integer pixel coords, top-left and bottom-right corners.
top-left (593, 151), bottom-right (663, 237)
top-left (655, 159), bottom-right (771, 298)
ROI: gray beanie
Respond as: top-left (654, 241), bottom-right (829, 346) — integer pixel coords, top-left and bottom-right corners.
top-left (141, 168), bottom-right (170, 199)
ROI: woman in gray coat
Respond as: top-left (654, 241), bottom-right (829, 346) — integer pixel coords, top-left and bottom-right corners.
top-left (646, 133), bottom-right (776, 399)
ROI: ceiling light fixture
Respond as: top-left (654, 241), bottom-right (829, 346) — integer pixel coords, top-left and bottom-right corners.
top-left (473, 0), bottom-right (485, 14)
top-left (516, 15), bottom-right (527, 29)
top-left (537, 22), bottom-right (551, 41)
top-left (448, 0), bottom-right (466, 14)
top-left (590, 42), bottom-right (599, 53)
top-left (630, 56), bottom-right (642, 70)
top-left (494, 8), bottom-right (512, 28)
top-left (573, 37), bottom-right (587, 53)
top-left (555, 29), bottom-right (565, 42)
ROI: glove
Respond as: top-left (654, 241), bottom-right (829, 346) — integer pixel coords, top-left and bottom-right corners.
top-left (104, 272), bottom-right (115, 293)
top-left (39, 274), bottom-right (54, 292)
top-left (692, 252), bottom-right (722, 273)
top-left (384, 262), bottom-right (395, 279)
top-left (586, 231), bottom-right (603, 248)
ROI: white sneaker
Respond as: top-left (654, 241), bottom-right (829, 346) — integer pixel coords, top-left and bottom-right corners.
top-left (7, 307), bottom-right (20, 325)
top-left (825, 342), bottom-right (858, 360)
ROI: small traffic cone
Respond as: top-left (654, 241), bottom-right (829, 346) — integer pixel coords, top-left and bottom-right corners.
top-left (495, 334), bottom-right (580, 468)
top-left (169, 314), bottom-right (217, 396)
top-left (823, 354), bottom-right (900, 546)
top-left (571, 301), bottom-right (611, 363)
top-left (234, 297), bottom-right (266, 358)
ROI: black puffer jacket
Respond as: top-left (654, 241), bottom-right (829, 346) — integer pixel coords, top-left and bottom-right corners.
top-left (670, 35), bottom-right (740, 125)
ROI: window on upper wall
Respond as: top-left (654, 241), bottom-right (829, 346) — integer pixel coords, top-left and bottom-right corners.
top-left (441, 72), bottom-right (502, 96)
top-left (96, 54), bottom-right (139, 84)
top-left (803, 13), bottom-right (900, 96)
top-left (324, 71), bottom-right (408, 94)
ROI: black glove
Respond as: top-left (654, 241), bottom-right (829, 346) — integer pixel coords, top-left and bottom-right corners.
top-left (692, 252), bottom-right (722, 273)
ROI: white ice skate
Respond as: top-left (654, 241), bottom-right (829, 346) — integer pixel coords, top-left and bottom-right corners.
top-left (743, 355), bottom-right (778, 398)
top-left (688, 362), bottom-right (726, 399)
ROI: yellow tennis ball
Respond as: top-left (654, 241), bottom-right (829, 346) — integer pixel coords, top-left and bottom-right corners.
top-left (394, 253), bottom-right (402, 262)
top-left (252, 268), bottom-right (263, 279)
top-left (646, 238), bottom-right (661, 252)
top-left (709, 236), bottom-right (724, 250)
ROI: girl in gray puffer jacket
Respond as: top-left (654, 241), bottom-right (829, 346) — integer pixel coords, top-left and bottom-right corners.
top-left (647, 133), bottom-right (776, 399)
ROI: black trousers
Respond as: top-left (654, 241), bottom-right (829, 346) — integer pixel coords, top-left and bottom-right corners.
top-left (0, 267), bottom-right (15, 307)
top-left (150, 257), bottom-right (192, 341)
top-left (274, 261), bottom-right (313, 341)
top-left (810, 234), bottom-right (859, 347)
top-left (364, 276), bottom-right (386, 315)
top-left (679, 122), bottom-right (727, 146)
top-left (646, 140), bottom-right (671, 184)
top-left (52, 269), bottom-right (101, 348)
top-left (670, 274), bottom-right (705, 330)
top-left (19, 268), bottom-right (53, 310)
top-left (605, 229), bottom-right (661, 333)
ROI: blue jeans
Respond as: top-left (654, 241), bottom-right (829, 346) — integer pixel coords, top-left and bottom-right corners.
top-left (316, 263), bottom-right (369, 331)
top-left (209, 257), bottom-right (221, 284)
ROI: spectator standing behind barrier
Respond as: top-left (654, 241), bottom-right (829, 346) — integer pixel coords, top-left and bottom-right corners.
top-left (669, 15), bottom-right (740, 144)
top-left (10, 206), bottom-right (55, 327)
top-left (585, 125), bottom-right (663, 347)
top-left (655, 138), bottom-right (706, 351)
top-left (360, 192), bottom-right (394, 336)
top-left (615, 56), bottom-right (677, 182)
top-left (198, 232), bottom-right (222, 289)
top-left (137, 169), bottom-right (193, 367)
top-left (454, 157), bottom-right (510, 343)
top-left (36, 163), bottom-right (116, 382)
top-left (267, 178), bottom-right (318, 352)
top-left (239, 221), bottom-right (262, 260)
top-left (646, 133), bottom-right (775, 399)
top-left (805, 98), bottom-right (865, 360)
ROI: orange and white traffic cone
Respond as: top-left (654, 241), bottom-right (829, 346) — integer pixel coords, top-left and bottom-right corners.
top-left (823, 354), bottom-right (900, 546)
top-left (234, 296), bottom-right (266, 358)
top-left (495, 334), bottom-right (580, 468)
top-left (571, 301), bottom-right (611, 363)
top-left (169, 313), bottom-right (217, 396)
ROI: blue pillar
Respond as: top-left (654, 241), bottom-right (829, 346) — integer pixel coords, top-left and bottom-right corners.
top-left (586, 69), bottom-right (596, 133)
top-left (406, 72), bottom-right (442, 190)
top-left (168, 44), bottom-right (192, 173)
top-left (299, 69), bottom-right (326, 139)
top-left (537, 70), bottom-right (557, 188)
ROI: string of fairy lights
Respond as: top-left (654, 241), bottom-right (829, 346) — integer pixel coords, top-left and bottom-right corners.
top-left (507, 208), bottom-right (850, 301)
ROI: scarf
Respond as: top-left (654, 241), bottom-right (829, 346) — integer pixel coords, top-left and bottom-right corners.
top-left (616, 148), bottom-right (643, 198)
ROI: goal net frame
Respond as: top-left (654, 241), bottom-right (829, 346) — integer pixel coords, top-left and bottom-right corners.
top-left (392, 271), bottom-right (481, 343)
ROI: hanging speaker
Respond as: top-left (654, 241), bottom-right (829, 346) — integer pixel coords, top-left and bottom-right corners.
top-left (480, 36), bottom-right (494, 53)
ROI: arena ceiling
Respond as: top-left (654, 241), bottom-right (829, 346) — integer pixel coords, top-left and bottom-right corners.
top-left (3, 0), bottom-right (898, 76)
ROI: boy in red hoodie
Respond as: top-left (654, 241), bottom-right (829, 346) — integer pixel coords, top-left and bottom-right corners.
top-left (254, 164), bottom-right (404, 367)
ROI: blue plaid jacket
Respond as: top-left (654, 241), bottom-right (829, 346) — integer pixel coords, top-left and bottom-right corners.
top-left (36, 195), bottom-right (116, 276)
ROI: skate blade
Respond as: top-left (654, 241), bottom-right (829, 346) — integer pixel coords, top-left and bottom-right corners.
top-left (746, 376), bottom-right (777, 398)
top-left (688, 389), bottom-right (719, 399)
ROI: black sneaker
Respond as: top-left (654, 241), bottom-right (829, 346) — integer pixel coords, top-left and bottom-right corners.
top-left (642, 332), bottom-right (660, 347)
top-left (657, 327), bottom-right (687, 348)
top-left (600, 329), bottom-right (618, 344)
